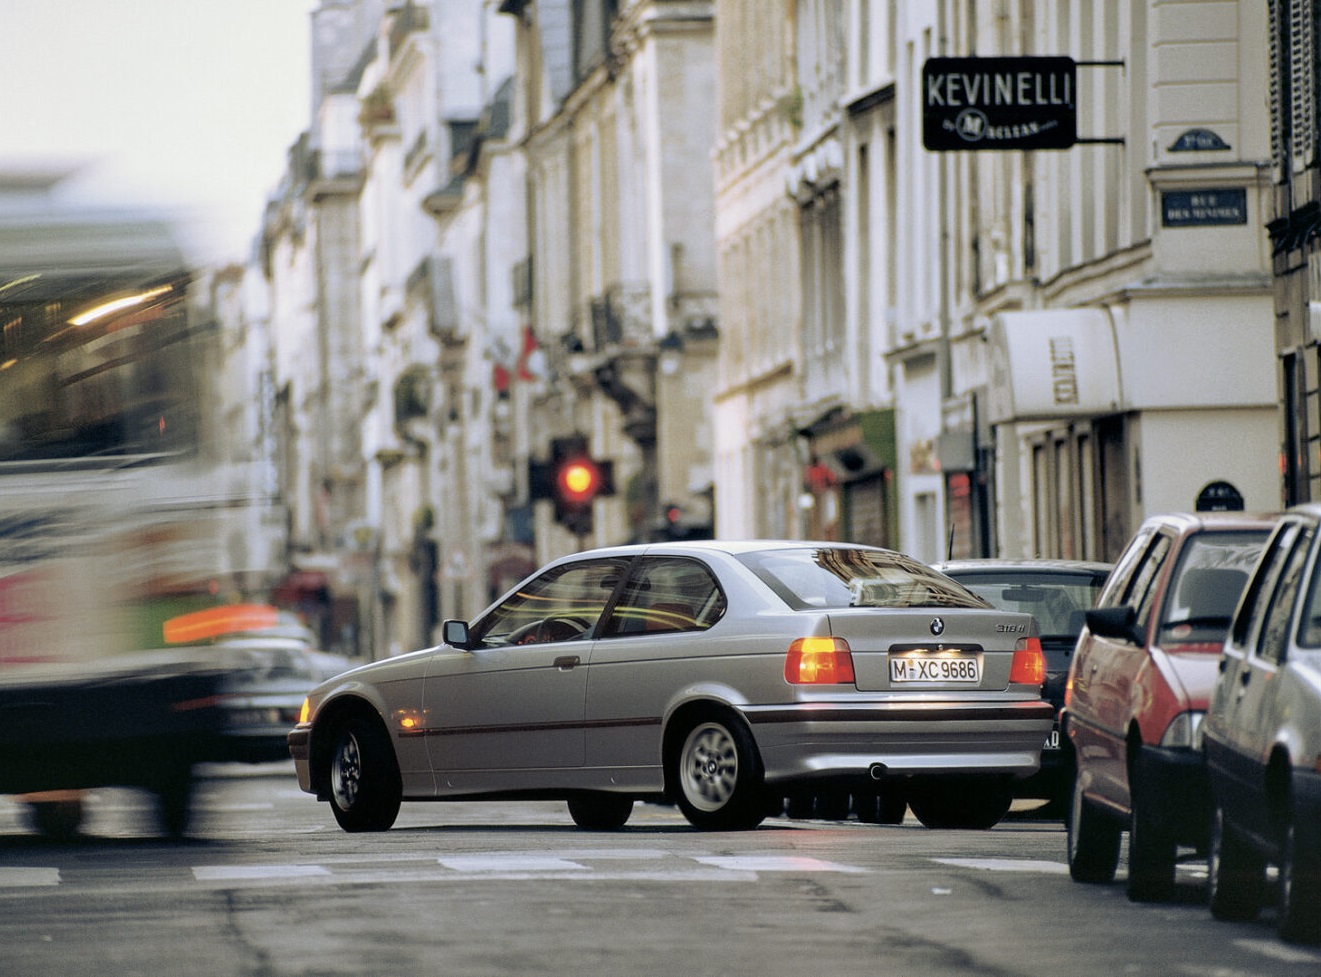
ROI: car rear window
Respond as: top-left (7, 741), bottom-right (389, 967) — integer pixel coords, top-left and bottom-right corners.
top-left (1158, 529), bottom-right (1269, 643)
top-left (738, 547), bottom-right (989, 611)
top-left (950, 571), bottom-right (1106, 637)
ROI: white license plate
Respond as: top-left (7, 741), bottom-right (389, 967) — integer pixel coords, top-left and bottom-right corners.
top-left (1044, 728), bottom-right (1060, 750)
top-left (889, 652), bottom-right (982, 684)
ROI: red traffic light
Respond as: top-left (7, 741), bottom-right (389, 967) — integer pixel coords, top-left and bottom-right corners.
top-left (556, 457), bottom-right (603, 505)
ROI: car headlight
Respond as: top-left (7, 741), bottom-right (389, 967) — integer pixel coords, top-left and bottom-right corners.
top-left (1159, 710), bottom-right (1205, 749)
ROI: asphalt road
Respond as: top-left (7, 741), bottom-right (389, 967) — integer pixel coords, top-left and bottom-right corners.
top-left (1, 764), bottom-right (1319, 977)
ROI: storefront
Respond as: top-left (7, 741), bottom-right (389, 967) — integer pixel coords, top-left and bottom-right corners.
top-left (800, 408), bottom-right (898, 548)
top-left (981, 301), bottom-right (1277, 561)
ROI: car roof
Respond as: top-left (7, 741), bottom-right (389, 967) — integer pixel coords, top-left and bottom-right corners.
top-left (552, 539), bottom-right (899, 560)
top-left (1136, 511), bottom-right (1279, 535)
top-left (934, 558), bottom-right (1113, 575)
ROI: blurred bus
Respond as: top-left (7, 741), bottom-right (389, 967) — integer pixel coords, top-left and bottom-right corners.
top-left (0, 173), bottom-right (239, 835)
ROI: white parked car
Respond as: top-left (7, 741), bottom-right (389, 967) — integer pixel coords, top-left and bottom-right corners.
top-left (1204, 504), bottom-right (1321, 944)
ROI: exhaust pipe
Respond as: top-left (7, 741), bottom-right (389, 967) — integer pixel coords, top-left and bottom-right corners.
top-left (869, 763), bottom-right (887, 781)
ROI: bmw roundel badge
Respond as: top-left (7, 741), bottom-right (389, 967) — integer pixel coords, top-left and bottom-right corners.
top-left (930, 617), bottom-right (945, 636)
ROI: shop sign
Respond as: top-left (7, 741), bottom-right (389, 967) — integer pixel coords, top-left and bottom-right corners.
top-left (923, 56), bottom-right (1077, 151)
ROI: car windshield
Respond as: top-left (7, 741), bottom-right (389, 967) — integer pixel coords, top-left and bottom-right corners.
top-left (1159, 529), bottom-right (1269, 643)
top-left (949, 571), bottom-right (1106, 637)
top-left (218, 643), bottom-right (316, 686)
top-left (739, 547), bottom-right (989, 611)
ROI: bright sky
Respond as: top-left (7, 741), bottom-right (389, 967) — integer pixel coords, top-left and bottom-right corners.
top-left (0, 0), bottom-right (314, 265)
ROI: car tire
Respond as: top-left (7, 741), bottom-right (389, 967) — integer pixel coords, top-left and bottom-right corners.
top-left (1126, 766), bottom-right (1177, 902)
top-left (326, 714), bottom-right (402, 833)
top-left (670, 710), bottom-right (766, 831)
top-left (26, 798), bottom-right (84, 840)
top-left (855, 784), bottom-right (908, 825)
top-left (814, 789), bottom-right (851, 821)
top-left (567, 793), bottom-right (634, 830)
top-left (153, 763), bottom-right (196, 839)
top-left (1278, 803), bottom-right (1321, 945)
top-left (907, 776), bottom-right (1012, 830)
top-left (784, 789), bottom-right (815, 819)
top-left (1067, 772), bottom-right (1120, 883)
top-left (1208, 805), bottom-right (1265, 922)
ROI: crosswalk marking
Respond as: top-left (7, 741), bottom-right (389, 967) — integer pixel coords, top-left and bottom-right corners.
top-left (694, 855), bottom-right (867, 874)
top-left (193, 864), bottom-right (332, 881)
top-left (438, 855), bottom-right (588, 872)
top-left (0, 867), bottom-right (60, 887)
top-left (1232, 939), bottom-right (1321, 964)
top-left (2, 850), bottom-right (866, 890)
top-left (931, 857), bottom-right (1069, 875)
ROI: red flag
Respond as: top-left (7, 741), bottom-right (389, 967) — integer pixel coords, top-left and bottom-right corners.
top-left (516, 325), bottom-right (545, 381)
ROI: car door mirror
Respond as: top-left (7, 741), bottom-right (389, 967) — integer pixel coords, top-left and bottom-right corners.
top-left (1085, 605), bottom-right (1143, 645)
top-left (442, 619), bottom-right (472, 650)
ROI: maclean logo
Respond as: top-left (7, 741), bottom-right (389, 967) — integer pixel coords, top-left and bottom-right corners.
top-left (929, 618), bottom-right (946, 636)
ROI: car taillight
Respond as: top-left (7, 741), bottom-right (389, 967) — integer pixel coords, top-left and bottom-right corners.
top-left (1009, 637), bottom-right (1046, 686)
top-left (785, 636), bottom-right (855, 685)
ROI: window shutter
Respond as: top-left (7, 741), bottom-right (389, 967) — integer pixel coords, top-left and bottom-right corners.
top-left (1289, 0), bottom-right (1316, 173)
top-left (1271, 0), bottom-right (1287, 181)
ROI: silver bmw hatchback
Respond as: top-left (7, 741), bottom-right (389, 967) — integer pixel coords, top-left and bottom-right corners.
top-left (288, 540), bottom-right (1053, 832)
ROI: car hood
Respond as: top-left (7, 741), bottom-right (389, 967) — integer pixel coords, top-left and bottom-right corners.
top-left (1157, 645), bottom-right (1225, 708)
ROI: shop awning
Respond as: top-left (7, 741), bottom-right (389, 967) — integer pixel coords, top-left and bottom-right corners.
top-left (986, 309), bottom-right (1121, 424)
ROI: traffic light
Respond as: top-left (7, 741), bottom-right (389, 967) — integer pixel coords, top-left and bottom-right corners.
top-left (557, 457), bottom-right (605, 507)
top-left (527, 435), bottom-right (615, 536)
top-left (553, 454), bottom-right (613, 535)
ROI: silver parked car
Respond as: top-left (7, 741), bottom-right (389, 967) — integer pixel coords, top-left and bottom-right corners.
top-left (288, 541), bottom-right (1054, 832)
top-left (1204, 504), bottom-right (1321, 944)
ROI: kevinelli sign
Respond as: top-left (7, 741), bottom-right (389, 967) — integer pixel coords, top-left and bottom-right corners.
top-left (923, 56), bottom-right (1078, 151)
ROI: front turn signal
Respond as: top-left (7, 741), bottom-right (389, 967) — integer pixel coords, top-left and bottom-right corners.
top-left (785, 636), bottom-right (855, 685)
top-left (1009, 637), bottom-right (1046, 686)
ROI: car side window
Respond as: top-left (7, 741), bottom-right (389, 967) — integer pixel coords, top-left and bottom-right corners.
top-left (1292, 531), bottom-right (1321, 652)
top-left (1126, 533), bottom-right (1172, 632)
top-left (1231, 522), bottom-right (1297, 647)
top-left (1097, 528), bottom-right (1154, 608)
top-left (598, 557), bottom-right (726, 638)
top-left (1258, 526), bottom-right (1312, 663)
top-left (470, 557), bottom-right (631, 647)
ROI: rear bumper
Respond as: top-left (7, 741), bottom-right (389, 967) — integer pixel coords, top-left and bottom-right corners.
top-left (745, 698), bottom-right (1055, 785)
top-left (1015, 723), bottom-right (1067, 800)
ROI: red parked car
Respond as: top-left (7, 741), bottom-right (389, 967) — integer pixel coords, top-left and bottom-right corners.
top-left (1061, 511), bottom-right (1275, 901)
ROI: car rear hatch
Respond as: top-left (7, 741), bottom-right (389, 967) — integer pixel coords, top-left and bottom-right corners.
top-left (822, 607), bottom-right (1039, 693)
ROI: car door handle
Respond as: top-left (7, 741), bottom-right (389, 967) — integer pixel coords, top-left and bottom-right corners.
top-left (553, 655), bottom-right (580, 670)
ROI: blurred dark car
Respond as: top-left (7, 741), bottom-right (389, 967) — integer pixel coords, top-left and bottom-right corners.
top-left (1203, 504), bottom-right (1321, 944)
top-left (1061, 511), bottom-right (1274, 902)
top-left (935, 558), bottom-right (1112, 811)
top-left (215, 631), bottom-right (355, 763)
